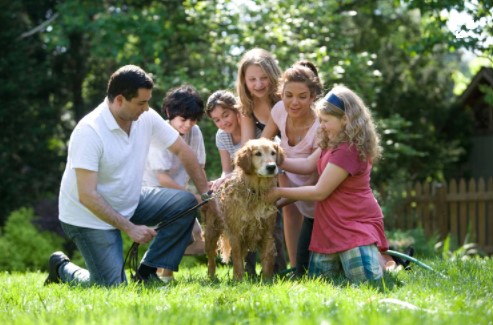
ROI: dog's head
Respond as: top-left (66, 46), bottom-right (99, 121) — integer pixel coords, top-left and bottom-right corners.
top-left (235, 138), bottom-right (285, 177)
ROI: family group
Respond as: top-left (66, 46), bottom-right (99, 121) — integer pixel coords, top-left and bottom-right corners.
top-left (45, 48), bottom-right (397, 288)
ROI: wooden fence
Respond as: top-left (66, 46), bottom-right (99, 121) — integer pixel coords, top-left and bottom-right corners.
top-left (383, 177), bottom-right (493, 254)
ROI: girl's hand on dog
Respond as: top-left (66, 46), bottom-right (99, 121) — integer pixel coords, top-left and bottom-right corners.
top-left (210, 173), bottom-right (234, 192)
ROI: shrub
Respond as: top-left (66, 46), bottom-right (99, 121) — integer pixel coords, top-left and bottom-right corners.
top-left (0, 207), bottom-right (64, 272)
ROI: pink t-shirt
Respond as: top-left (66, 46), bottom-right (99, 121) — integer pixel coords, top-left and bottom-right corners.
top-left (310, 142), bottom-right (389, 254)
top-left (271, 101), bottom-right (319, 218)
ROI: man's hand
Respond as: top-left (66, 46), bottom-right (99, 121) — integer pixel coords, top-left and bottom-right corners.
top-left (127, 224), bottom-right (157, 245)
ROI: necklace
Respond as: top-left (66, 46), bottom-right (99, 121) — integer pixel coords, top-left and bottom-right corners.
top-left (288, 113), bottom-right (314, 145)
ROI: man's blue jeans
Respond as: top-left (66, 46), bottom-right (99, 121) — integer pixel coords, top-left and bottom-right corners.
top-left (59, 187), bottom-right (197, 286)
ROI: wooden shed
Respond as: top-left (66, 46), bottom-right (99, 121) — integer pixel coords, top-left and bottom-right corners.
top-left (460, 66), bottom-right (493, 178)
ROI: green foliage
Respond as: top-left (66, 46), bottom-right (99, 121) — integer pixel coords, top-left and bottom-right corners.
top-left (0, 208), bottom-right (64, 272)
top-left (0, 2), bottom-right (68, 224)
top-left (386, 228), bottom-right (438, 258)
top-left (435, 233), bottom-right (485, 261)
top-left (2, 0), bottom-right (491, 226)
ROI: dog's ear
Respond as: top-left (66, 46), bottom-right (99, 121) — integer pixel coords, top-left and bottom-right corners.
top-left (274, 143), bottom-right (285, 166)
top-left (235, 145), bottom-right (253, 174)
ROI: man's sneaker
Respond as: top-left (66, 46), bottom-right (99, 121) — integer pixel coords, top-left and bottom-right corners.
top-left (132, 272), bottom-right (174, 288)
top-left (44, 251), bottom-right (70, 285)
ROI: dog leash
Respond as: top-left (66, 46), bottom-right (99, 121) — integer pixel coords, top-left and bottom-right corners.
top-left (121, 190), bottom-right (217, 282)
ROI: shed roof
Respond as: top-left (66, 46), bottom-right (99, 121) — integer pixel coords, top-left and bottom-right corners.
top-left (460, 66), bottom-right (493, 104)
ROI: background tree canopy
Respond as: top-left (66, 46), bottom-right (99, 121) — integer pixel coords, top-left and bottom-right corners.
top-left (1, 0), bottom-right (491, 224)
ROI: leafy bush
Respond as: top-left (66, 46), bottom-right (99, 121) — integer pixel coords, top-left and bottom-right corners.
top-left (0, 208), bottom-right (64, 272)
top-left (386, 227), bottom-right (438, 258)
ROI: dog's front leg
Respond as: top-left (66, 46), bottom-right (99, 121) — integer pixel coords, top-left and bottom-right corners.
top-left (205, 231), bottom-right (220, 279)
top-left (259, 235), bottom-right (276, 280)
top-left (229, 238), bottom-right (245, 280)
top-left (203, 207), bottom-right (220, 279)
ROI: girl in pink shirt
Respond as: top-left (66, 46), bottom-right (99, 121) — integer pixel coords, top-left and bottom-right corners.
top-left (262, 61), bottom-right (323, 277)
top-left (267, 85), bottom-right (389, 282)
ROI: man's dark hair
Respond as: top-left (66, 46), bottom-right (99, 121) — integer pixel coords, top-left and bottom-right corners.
top-left (106, 65), bottom-right (154, 102)
top-left (162, 85), bottom-right (204, 121)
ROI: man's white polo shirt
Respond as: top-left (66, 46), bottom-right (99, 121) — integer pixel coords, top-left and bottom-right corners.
top-left (59, 99), bottom-right (178, 230)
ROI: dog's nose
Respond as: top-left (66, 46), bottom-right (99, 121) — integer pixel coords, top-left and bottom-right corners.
top-left (266, 163), bottom-right (277, 173)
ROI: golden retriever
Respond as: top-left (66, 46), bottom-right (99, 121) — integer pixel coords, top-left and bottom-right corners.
top-left (202, 138), bottom-right (285, 280)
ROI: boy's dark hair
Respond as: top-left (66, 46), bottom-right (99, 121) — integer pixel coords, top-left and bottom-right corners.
top-left (107, 65), bottom-right (154, 102)
top-left (162, 85), bottom-right (204, 121)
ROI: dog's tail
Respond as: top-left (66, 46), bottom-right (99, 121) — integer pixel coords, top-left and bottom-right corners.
top-left (218, 235), bottom-right (232, 264)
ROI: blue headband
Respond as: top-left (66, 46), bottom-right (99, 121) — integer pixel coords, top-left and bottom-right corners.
top-left (325, 92), bottom-right (345, 111)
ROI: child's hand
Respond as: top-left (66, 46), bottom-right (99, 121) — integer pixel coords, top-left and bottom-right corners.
top-left (210, 173), bottom-right (234, 191)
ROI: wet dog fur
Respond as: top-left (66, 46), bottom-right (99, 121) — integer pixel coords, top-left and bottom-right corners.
top-left (202, 138), bottom-right (285, 280)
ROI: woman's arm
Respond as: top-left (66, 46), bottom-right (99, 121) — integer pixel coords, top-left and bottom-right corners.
top-left (268, 162), bottom-right (348, 202)
top-left (240, 115), bottom-right (257, 145)
top-left (261, 116), bottom-right (279, 141)
top-left (281, 148), bottom-right (321, 175)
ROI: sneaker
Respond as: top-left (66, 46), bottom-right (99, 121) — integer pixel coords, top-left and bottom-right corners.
top-left (390, 246), bottom-right (414, 270)
top-left (132, 272), bottom-right (173, 288)
top-left (44, 251), bottom-right (70, 285)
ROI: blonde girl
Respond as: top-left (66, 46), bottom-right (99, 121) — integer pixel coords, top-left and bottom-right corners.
top-left (236, 48), bottom-right (281, 144)
top-left (267, 85), bottom-right (389, 282)
top-left (235, 48), bottom-right (287, 275)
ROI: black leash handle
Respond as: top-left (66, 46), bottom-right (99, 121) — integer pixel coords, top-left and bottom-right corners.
top-left (155, 192), bottom-right (214, 231)
top-left (122, 191), bottom-right (216, 282)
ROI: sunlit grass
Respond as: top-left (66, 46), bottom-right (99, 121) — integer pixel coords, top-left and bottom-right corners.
top-left (1, 257), bottom-right (492, 324)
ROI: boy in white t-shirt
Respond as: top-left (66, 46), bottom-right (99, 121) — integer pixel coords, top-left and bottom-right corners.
top-left (143, 85), bottom-right (206, 258)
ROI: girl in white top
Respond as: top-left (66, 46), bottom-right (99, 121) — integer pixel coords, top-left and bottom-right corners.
top-left (206, 90), bottom-right (286, 276)
top-left (205, 90), bottom-right (261, 179)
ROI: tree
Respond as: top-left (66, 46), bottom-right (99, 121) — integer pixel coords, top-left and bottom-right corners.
top-left (0, 1), bottom-right (68, 224)
top-left (1, 0), bottom-right (490, 224)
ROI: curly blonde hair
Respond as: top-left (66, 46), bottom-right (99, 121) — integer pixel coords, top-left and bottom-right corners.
top-left (316, 85), bottom-right (382, 163)
top-left (236, 48), bottom-right (281, 117)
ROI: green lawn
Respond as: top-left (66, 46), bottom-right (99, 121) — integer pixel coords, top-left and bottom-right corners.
top-left (1, 256), bottom-right (492, 324)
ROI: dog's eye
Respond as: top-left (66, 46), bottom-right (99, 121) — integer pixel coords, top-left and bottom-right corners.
top-left (271, 151), bottom-right (276, 156)
top-left (255, 152), bottom-right (262, 156)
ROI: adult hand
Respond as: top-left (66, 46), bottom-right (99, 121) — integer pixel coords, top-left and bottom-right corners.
top-left (265, 187), bottom-right (280, 204)
top-left (127, 224), bottom-right (157, 244)
top-left (275, 198), bottom-right (295, 209)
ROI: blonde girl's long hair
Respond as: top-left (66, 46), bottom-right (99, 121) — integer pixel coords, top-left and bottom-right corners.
top-left (236, 48), bottom-right (281, 117)
top-left (316, 85), bottom-right (382, 163)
